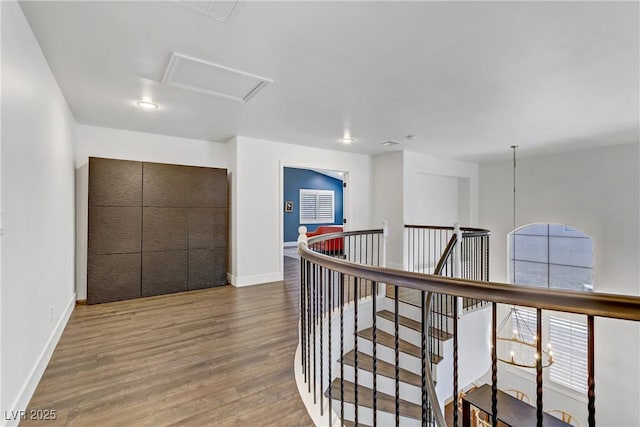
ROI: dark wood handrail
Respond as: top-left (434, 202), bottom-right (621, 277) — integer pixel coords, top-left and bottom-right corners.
top-left (434, 234), bottom-right (457, 275)
top-left (405, 224), bottom-right (491, 234)
top-left (299, 244), bottom-right (640, 321)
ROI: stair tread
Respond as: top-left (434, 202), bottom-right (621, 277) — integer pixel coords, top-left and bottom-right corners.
top-left (341, 350), bottom-right (422, 387)
top-left (358, 328), bottom-right (443, 364)
top-left (385, 295), bottom-right (457, 317)
top-left (377, 310), bottom-right (453, 341)
top-left (326, 378), bottom-right (422, 421)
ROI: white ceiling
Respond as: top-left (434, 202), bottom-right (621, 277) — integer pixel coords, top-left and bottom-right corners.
top-left (20, 1), bottom-right (639, 162)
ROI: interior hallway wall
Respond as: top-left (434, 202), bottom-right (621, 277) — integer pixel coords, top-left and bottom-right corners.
top-left (231, 136), bottom-right (372, 286)
top-left (1, 3), bottom-right (76, 424)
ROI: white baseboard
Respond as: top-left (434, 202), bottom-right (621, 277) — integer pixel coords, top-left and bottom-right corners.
top-left (2, 292), bottom-right (76, 427)
top-left (283, 241), bottom-right (298, 247)
top-left (228, 272), bottom-right (283, 287)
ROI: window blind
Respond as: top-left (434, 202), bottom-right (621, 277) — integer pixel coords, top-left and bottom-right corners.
top-left (549, 315), bottom-right (588, 393)
top-left (299, 189), bottom-right (334, 224)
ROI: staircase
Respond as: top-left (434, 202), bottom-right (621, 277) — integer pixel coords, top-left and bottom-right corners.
top-left (298, 224), bottom-right (492, 426)
top-left (325, 294), bottom-right (454, 426)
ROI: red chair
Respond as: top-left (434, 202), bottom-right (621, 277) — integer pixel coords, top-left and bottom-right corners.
top-left (306, 226), bottom-right (344, 255)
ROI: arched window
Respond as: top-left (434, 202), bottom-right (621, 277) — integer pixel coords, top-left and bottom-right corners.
top-left (508, 224), bottom-right (593, 393)
top-left (510, 224), bottom-right (593, 292)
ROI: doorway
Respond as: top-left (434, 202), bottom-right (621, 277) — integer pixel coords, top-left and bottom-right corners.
top-left (281, 166), bottom-right (347, 263)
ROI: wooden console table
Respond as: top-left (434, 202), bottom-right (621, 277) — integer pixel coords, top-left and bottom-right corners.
top-left (461, 384), bottom-right (571, 427)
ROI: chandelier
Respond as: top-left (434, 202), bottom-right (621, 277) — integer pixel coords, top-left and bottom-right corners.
top-left (497, 307), bottom-right (554, 368)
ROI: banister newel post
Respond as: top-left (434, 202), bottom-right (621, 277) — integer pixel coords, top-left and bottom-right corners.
top-left (298, 225), bottom-right (308, 247)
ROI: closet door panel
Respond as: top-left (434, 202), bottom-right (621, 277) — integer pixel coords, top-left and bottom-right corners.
top-left (189, 208), bottom-right (227, 249)
top-left (188, 247), bottom-right (227, 290)
top-left (88, 206), bottom-right (141, 254)
top-left (143, 163), bottom-right (189, 207)
top-left (142, 207), bottom-right (188, 252)
top-left (89, 158), bottom-right (142, 206)
top-left (88, 253), bottom-right (141, 304)
top-left (142, 250), bottom-right (188, 297)
top-left (189, 167), bottom-right (228, 208)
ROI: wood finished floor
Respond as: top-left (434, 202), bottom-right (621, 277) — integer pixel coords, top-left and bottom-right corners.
top-left (24, 257), bottom-right (311, 426)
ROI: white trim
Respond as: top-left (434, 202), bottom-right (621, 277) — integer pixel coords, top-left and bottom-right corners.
top-left (228, 272), bottom-right (282, 287)
top-left (3, 293), bottom-right (76, 427)
top-left (278, 162), bottom-right (350, 295)
top-left (283, 241), bottom-right (298, 247)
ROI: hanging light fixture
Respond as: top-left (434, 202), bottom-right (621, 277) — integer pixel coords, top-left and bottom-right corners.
top-left (496, 307), bottom-right (554, 368)
top-left (497, 146), bottom-right (554, 369)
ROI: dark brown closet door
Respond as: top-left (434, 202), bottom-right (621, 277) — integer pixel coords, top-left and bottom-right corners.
top-left (140, 161), bottom-right (190, 297)
top-left (87, 158), bottom-right (228, 303)
top-left (141, 206), bottom-right (188, 296)
top-left (87, 158), bottom-right (143, 304)
top-left (187, 167), bottom-right (228, 289)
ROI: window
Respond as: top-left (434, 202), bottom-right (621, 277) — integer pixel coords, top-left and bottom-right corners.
top-left (299, 189), bottom-right (334, 224)
top-left (511, 224), bottom-right (593, 292)
top-left (508, 223), bottom-right (592, 394)
top-left (549, 315), bottom-right (588, 393)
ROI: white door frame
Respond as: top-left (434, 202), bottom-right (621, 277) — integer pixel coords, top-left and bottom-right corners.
top-left (278, 162), bottom-right (350, 279)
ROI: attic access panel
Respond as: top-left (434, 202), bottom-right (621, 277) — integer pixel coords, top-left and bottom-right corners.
top-left (162, 53), bottom-right (273, 103)
top-left (180, 0), bottom-right (244, 23)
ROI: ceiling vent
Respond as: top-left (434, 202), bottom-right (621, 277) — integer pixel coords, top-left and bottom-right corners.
top-left (179, 0), bottom-right (244, 23)
top-left (162, 53), bottom-right (273, 103)
top-left (380, 140), bottom-right (402, 147)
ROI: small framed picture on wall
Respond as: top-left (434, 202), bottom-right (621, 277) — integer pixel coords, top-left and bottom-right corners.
top-left (285, 201), bottom-right (294, 212)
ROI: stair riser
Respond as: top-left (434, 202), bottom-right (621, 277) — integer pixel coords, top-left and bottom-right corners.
top-left (382, 298), bottom-right (423, 320)
top-left (376, 317), bottom-right (444, 355)
top-left (330, 401), bottom-right (422, 427)
top-left (340, 365), bottom-right (422, 405)
top-left (356, 337), bottom-right (424, 376)
top-left (382, 297), bottom-right (454, 330)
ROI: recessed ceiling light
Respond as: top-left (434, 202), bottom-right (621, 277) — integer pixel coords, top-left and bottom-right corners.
top-left (381, 140), bottom-right (401, 147)
top-left (338, 137), bottom-right (355, 144)
top-left (136, 100), bottom-right (159, 111)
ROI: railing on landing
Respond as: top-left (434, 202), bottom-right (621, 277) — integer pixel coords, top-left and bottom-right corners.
top-left (405, 224), bottom-right (491, 369)
top-left (296, 224), bottom-right (640, 427)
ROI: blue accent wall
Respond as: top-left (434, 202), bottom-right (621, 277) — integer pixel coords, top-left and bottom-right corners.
top-left (284, 167), bottom-right (343, 242)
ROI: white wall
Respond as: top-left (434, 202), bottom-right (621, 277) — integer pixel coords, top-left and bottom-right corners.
top-left (231, 136), bottom-right (372, 286)
top-left (74, 124), bottom-right (229, 300)
top-left (372, 152), bottom-right (404, 269)
top-left (1, 2), bottom-right (76, 425)
top-left (371, 151), bottom-right (479, 269)
top-left (403, 151), bottom-right (479, 227)
top-left (479, 143), bottom-right (640, 426)
top-left (75, 124), bottom-right (229, 170)
top-left (226, 136), bottom-right (238, 283)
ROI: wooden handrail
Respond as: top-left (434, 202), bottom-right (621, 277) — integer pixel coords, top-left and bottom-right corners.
top-left (434, 234), bottom-right (458, 275)
top-left (299, 244), bottom-right (640, 321)
top-left (405, 224), bottom-right (491, 234)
